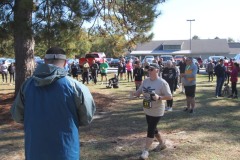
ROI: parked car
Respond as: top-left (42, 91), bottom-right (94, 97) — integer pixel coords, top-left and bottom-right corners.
top-left (4, 58), bottom-right (15, 67)
top-left (234, 54), bottom-right (240, 64)
top-left (141, 55), bottom-right (154, 65)
top-left (67, 58), bottom-right (79, 65)
top-left (160, 55), bottom-right (174, 66)
top-left (35, 59), bottom-right (45, 66)
top-left (106, 58), bottom-right (113, 64)
top-left (125, 55), bottom-right (137, 62)
top-left (79, 52), bottom-right (106, 68)
top-left (174, 55), bottom-right (184, 65)
top-left (193, 58), bottom-right (200, 73)
top-left (208, 56), bottom-right (224, 64)
top-left (202, 58), bottom-right (209, 68)
top-left (34, 56), bottom-right (42, 61)
top-left (0, 58), bottom-right (6, 64)
top-left (109, 59), bottom-right (120, 67)
top-left (193, 57), bottom-right (203, 68)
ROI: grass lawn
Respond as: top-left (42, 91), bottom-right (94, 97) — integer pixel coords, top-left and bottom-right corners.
top-left (0, 73), bottom-right (240, 160)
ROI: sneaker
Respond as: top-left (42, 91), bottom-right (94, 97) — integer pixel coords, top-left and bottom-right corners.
top-left (233, 96), bottom-right (238, 99)
top-left (165, 107), bottom-right (169, 111)
top-left (153, 143), bottom-right (167, 152)
top-left (183, 108), bottom-right (189, 112)
top-left (228, 95), bottom-right (233, 98)
top-left (140, 150), bottom-right (149, 160)
top-left (167, 107), bottom-right (173, 111)
top-left (189, 109), bottom-right (194, 113)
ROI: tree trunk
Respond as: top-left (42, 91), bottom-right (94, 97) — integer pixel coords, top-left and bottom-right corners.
top-left (14, 0), bottom-right (35, 96)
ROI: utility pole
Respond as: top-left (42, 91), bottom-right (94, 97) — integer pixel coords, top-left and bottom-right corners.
top-left (186, 19), bottom-right (195, 51)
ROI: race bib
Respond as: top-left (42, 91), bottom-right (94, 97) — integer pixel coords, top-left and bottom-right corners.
top-left (143, 99), bottom-right (152, 109)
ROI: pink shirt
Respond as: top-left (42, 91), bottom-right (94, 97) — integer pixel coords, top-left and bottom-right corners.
top-left (126, 62), bottom-right (133, 71)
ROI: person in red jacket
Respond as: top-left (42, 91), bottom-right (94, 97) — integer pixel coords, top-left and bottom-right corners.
top-left (228, 62), bottom-right (239, 98)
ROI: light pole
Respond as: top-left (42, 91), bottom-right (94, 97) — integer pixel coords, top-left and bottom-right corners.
top-left (187, 19), bottom-right (195, 51)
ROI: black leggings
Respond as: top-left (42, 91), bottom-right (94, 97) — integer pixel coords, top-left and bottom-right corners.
top-left (127, 70), bottom-right (132, 81)
top-left (167, 81), bottom-right (174, 107)
top-left (232, 82), bottom-right (238, 96)
top-left (9, 73), bottom-right (15, 83)
top-left (167, 100), bottom-right (173, 107)
top-left (146, 115), bottom-right (162, 138)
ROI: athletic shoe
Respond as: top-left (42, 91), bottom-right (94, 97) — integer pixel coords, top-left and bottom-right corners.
top-left (167, 107), bottom-right (173, 111)
top-left (233, 96), bottom-right (238, 99)
top-left (165, 107), bottom-right (169, 111)
top-left (140, 150), bottom-right (149, 160)
top-left (183, 108), bottom-right (189, 112)
top-left (153, 143), bottom-right (167, 152)
top-left (189, 109), bottom-right (194, 113)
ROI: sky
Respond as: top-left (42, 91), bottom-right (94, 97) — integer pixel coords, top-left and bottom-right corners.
top-left (151, 0), bottom-right (240, 41)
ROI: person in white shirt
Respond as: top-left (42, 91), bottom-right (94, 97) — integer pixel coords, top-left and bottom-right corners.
top-left (133, 63), bottom-right (172, 160)
top-left (1, 61), bottom-right (8, 83)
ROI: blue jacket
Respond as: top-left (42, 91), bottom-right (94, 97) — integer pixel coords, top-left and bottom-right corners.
top-left (11, 64), bottom-right (96, 160)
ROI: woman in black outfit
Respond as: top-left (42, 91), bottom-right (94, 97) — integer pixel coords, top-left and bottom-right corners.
top-left (162, 60), bottom-right (176, 111)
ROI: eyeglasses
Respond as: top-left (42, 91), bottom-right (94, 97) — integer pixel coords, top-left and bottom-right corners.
top-left (148, 68), bottom-right (154, 71)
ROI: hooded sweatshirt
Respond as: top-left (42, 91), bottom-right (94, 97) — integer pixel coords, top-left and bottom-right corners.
top-left (11, 64), bottom-right (96, 160)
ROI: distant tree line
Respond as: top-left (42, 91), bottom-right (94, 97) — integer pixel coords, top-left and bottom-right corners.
top-left (192, 35), bottom-right (236, 43)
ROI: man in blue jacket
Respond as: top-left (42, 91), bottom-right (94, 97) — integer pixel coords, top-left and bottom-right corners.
top-left (11, 47), bottom-right (96, 160)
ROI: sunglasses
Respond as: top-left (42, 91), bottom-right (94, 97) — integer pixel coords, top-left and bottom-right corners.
top-left (148, 68), bottom-right (155, 71)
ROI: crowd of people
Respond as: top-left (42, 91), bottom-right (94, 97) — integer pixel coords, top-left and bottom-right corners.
top-left (66, 55), bottom-right (239, 100)
top-left (4, 49), bottom-right (239, 160)
top-left (206, 57), bottom-right (239, 98)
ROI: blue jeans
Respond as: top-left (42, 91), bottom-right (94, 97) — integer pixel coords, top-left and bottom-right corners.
top-left (216, 77), bottom-right (224, 96)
